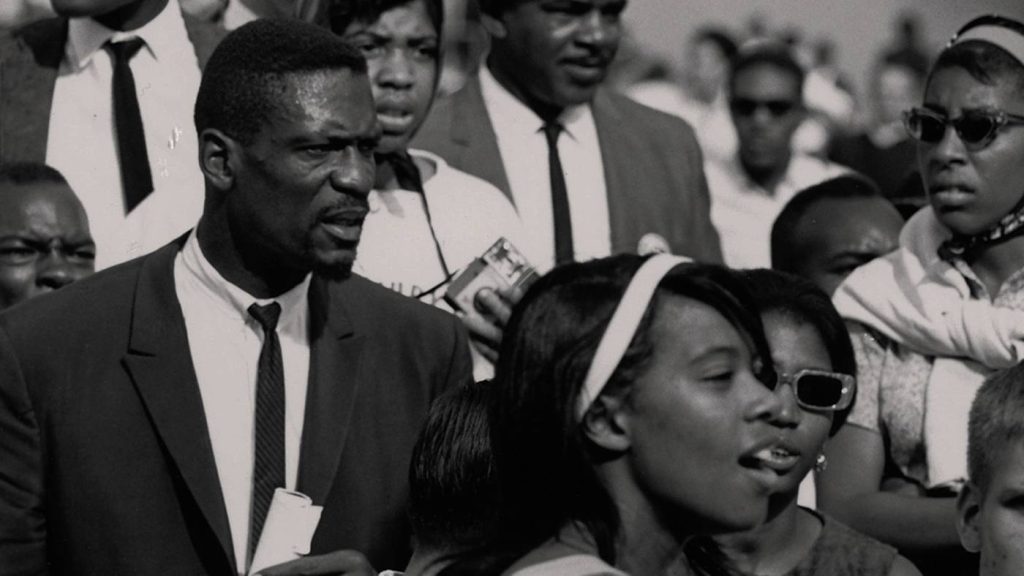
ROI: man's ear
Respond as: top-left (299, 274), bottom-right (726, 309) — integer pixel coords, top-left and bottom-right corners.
top-left (581, 394), bottom-right (631, 453)
top-left (956, 481), bottom-right (983, 553)
top-left (479, 9), bottom-right (508, 40)
top-left (199, 128), bottom-right (239, 192)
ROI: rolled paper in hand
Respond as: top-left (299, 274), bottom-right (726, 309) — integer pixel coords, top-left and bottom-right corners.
top-left (249, 488), bottom-right (323, 575)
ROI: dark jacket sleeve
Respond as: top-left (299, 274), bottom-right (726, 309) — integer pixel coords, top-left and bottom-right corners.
top-left (440, 315), bottom-right (474, 394)
top-left (0, 322), bottom-right (48, 576)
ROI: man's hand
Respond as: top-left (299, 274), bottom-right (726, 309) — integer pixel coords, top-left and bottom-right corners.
top-left (255, 550), bottom-right (376, 576)
top-left (459, 284), bottom-right (524, 363)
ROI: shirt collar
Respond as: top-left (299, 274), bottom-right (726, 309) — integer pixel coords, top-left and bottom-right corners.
top-left (179, 231), bottom-right (312, 332)
top-left (65, 0), bottom-right (185, 71)
top-left (479, 65), bottom-right (591, 142)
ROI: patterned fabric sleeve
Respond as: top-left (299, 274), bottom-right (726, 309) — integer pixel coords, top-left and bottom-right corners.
top-left (846, 322), bottom-right (886, 432)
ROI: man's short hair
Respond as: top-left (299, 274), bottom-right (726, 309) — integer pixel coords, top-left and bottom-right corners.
top-left (194, 18), bottom-right (367, 145)
top-left (968, 362), bottom-right (1024, 494)
top-left (728, 40), bottom-right (806, 96)
top-left (329, 0), bottom-right (444, 38)
top-left (930, 39), bottom-right (1024, 95)
top-left (0, 162), bottom-right (69, 189)
top-left (771, 173), bottom-right (884, 272)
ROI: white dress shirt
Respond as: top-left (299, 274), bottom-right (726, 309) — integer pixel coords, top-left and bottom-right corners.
top-left (706, 153), bottom-right (848, 269)
top-left (174, 232), bottom-right (311, 573)
top-left (47, 1), bottom-right (205, 270)
top-left (479, 66), bottom-right (611, 273)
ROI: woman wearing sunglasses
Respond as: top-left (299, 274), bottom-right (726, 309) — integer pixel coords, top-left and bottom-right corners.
top-left (438, 255), bottom-right (794, 576)
top-left (823, 14), bottom-right (1024, 576)
top-left (686, 270), bottom-right (919, 576)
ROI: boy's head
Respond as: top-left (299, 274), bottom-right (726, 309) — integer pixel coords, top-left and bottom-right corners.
top-left (958, 363), bottom-right (1024, 575)
top-left (771, 174), bottom-right (903, 295)
top-left (332, 0), bottom-right (444, 154)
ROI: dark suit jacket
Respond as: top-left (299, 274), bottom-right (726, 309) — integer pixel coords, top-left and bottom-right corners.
top-left (0, 7), bottom-right (226, 163)
top-left (0, 239), bottom-right (473, 575)
top-left (413, 77), bottom-right (723, 263)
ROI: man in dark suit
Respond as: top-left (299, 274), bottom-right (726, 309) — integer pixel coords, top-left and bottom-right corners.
top-left (0, 18), bottom-right (471, 576)
top-left (414, 0), bottom-right (722, 267)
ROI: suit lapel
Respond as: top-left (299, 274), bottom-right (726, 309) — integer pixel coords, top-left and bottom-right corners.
top-left (297, 277), bottom-right (363, 505)
top-left (450, 77), bottom-right (515, 202)
top-left (591, 90), bottom-right (635, 254)
top-left (0, 18), bottom-right (63, 163)
top-left (122, 241), bottom-right (236, 574)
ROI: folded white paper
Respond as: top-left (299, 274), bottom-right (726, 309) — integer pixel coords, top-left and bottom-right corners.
top-left (249, 488), bottom-right (323, 576)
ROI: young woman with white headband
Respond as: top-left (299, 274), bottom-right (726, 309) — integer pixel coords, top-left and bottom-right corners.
top-left (438, 254), bottom-right (796, 576)
top-left (823, 14), bottom-right (1024, 576)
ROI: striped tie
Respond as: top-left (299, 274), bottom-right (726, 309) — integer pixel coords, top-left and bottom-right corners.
top-left (247, 302), bottom-right (285, 564)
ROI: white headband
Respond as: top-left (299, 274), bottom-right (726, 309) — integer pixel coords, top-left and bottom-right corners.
top-left (576, 254), bottom-right (692, 421)
top-left (953, 25), bottom-right (1024, 67)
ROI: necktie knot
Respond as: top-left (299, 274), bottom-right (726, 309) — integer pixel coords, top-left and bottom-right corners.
top-left (375, 151), bottom-right (423, 192)
top-left (542, 121), bottom-right (563, 145)
top-left (107, 37), bottom-right (145, 63)
top-left (248, 302), bottom-right (282, 333)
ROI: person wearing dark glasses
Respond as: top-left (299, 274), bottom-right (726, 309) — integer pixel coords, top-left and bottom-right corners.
top-left (825, 14), bottom-right (1024, 576)
top-left (705, 40), bottom-right (847, 269)
top-left (685, 269), bottom-right (920, 576)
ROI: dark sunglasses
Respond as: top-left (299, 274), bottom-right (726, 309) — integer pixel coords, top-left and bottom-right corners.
top-left (903, 107), bottom-right (1024, 150)
top-left (730, 98), bottom-right (798, 118)
top-left (773, 369), bottom-right (855, 412)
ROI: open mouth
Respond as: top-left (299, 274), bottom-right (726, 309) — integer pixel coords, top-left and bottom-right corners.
top-left (376, 103), bottom-right (416, 134)
top-left (738, 441), bottom-right (800, 490)
top-left (744, 446), bottom-right (800, 473)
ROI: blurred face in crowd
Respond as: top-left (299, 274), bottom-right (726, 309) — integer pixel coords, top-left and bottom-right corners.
top-left (873, 63), bottom-right (923, 127)
top-left (731, 63), bottom-right (805, 183)
top-left (787, 196), bottom-right (904, 295)
top-left (919, 66), bottom-right (1024, 237)
top-left (958, 441), bottom-right (1024, 576)
top-left (342, 0), bottom-right (439, 155)
top-left (226, 70), bottom-right (378, 280)
top-left (687, 37), bottom-right (731, 102)
top-left (485, 0), bottom-right (627, 118)
top-left (759, 312), bottom-right (834, 496)
top-left (0, 182), bottom-right (94, 310)
top-left (607, 295), bottom-right (787, 533)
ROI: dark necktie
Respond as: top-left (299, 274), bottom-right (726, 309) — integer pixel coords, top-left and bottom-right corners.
top-left (375, 151), bottom-right (423, 192)
top-left (542, 122), bottom-right (574, 264)
top-left (107, 38), bottom-right (154, 213)
top-left (247, 302), bottom-right (285, 563)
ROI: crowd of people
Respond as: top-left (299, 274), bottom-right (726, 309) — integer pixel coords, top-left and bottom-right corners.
top-left (0, 1), bottom-right (1023, 576)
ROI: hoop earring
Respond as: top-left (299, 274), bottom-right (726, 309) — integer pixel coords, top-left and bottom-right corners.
top-left (815, 453), bottom-right (828, 473)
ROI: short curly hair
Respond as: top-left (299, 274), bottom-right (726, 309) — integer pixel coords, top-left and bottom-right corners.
top-left (194, 18), bottom-right (367, 145)
top-left (328, 0), bottom-right (443, 38)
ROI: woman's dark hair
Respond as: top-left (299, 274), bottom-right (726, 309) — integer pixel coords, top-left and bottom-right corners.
top-left (928, 16), bottom-right (1024, 94)
top-left (440, 255), bottom-right (773, 575)
top-left (408, 380), bottom-right (498, 554)
top-left (738, 269), bottom-right (857, 434)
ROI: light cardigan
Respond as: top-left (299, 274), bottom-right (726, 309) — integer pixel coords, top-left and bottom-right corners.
top-left (833, 207), bottom-right (1024, 485)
